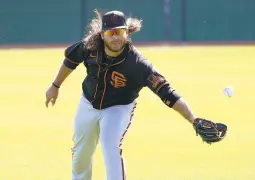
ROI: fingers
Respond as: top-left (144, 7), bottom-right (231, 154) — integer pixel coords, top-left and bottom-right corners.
top-left (45, 97), bottom-right (51, 108)
top-left (45, 96), bottom-right (57, 108)
top-left (45, 87), bottom-right (59, 108)
top-left (51, 97), bottom-right (57, 106)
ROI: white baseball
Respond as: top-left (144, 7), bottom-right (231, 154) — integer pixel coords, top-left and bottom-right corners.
top-left (223, 86), bottom-right (234, 97)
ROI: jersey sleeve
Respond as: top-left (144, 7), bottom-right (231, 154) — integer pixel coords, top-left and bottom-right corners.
top-left (63, 41), bottom-right (90, 69)
top-left (141, 59), bottom-right (181, 107)
top-left (142, 60), bottom-right (169, 94)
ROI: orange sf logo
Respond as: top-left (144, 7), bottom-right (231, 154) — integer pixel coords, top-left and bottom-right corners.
top-left (111, 71), bottom-right (127, 88)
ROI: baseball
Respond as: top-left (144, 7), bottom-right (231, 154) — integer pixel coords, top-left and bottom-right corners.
top-left (223, 86), bottom-right (234, 97)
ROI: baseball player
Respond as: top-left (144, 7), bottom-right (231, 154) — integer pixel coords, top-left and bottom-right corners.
top-left (45, 10), bottom-right (227, 180)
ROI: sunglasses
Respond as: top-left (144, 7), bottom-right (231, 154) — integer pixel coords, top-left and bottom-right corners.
top-left (104, 28), bottom-right (126, 36)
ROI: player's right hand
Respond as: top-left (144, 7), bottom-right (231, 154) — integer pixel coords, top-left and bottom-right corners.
top-left (45, 85), bottom-right (59, 108)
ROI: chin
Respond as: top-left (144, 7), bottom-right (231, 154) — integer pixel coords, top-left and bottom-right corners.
top-left (106, 42), bottom-right (125, 52)
top-left (111, 46), bottom-right (123, 52)
top-left (111, 49), bottom-right (122, 53)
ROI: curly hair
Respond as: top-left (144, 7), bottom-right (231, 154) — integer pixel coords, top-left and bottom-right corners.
top-left (83, 9), bottom-right (143, 50)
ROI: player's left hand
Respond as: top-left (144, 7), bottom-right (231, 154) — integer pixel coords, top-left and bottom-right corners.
top-left (193, 118), bottom-right (227, 144)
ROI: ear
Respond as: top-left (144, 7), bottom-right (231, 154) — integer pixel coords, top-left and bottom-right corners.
top-left (100, 32), bottom-right (104, 40)
top-left (124, 29), bottom-right (129, 37)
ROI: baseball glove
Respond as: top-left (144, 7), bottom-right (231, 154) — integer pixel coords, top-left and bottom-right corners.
top-left (193, 118), bottom-right (227, 144)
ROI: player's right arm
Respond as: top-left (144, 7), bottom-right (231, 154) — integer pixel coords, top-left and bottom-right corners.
top-left (45, 41), bottom-right (89, 107)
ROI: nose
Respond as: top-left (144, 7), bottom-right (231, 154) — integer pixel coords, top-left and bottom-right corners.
top-left (112, 34), bottom-right (119, 39)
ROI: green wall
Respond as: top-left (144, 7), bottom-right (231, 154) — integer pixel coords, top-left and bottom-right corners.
top-left (184, 0), bottom-right (255, 41)
top-left (0, 0), bottom-right (82, 44)
top-left (0, 0), bottom-right (254, 44)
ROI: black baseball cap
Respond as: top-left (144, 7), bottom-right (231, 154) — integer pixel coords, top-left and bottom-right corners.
top-left (102, 10), bottom-right (127, 31)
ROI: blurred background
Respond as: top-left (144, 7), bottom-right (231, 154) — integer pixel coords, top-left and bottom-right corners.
top-left (1, 0), bottom-right (255, 45)
top-left (1, 1), bottom-right (255, 180)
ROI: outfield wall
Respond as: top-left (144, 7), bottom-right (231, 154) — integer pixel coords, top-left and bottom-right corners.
top-left (1, 0), bottom-right (254, 45)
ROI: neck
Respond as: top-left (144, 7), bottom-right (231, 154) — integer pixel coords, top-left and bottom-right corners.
top-left (104, 46), bottom-right (125, 57)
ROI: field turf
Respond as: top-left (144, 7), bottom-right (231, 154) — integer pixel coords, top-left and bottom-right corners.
top-left (0, 45), bottom-right (254, 180)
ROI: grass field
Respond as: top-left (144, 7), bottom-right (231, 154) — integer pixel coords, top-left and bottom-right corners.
top-left (0, 45), bottom-right (255, 180)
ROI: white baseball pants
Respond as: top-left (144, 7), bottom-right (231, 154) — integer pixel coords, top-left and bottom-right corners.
top-left (72, 94), bottom-right (136, 180)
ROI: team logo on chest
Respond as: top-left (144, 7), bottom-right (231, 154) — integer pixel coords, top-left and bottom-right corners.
top-left (110, 71), bottom-right (127, 88)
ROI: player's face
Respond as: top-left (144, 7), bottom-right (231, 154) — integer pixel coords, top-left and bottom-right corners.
top-left (102, 28), bottom-right (128, 52)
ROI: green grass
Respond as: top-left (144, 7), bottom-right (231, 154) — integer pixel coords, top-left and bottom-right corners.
top-left (0, 45), bottom-right (255, 180)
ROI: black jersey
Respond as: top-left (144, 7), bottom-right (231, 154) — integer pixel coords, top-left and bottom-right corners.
top-left (63, 41), bottom-right (180, 110)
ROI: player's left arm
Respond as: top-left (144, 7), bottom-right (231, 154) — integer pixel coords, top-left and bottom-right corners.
top-left (141, 60), bottom-right (227, 143)
top-left (148, 79), bottom-right (196, 123)
top-left (143, 61), bottom-right (196, 123)
top-left (171, 97), bottom-right (197, 124)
